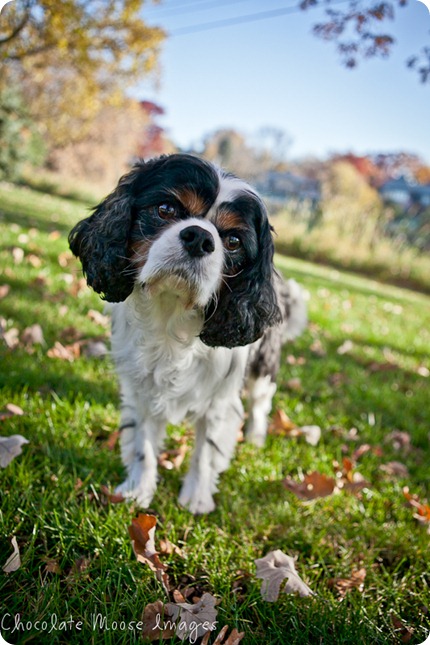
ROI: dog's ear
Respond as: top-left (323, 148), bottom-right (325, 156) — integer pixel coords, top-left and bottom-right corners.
top-left (200, 214), bottom-right (282, 348)
top-left (68, 170), bottom-right (137, 302)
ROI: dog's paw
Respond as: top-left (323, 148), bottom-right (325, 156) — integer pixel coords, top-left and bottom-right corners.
top-left (178, 478), bottom-right (216, 514)
top-left (115, 478), bottom-right (155, 508)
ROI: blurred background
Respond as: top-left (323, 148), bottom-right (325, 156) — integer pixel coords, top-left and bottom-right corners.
top-left (1, 0), bottom-right (429, 291)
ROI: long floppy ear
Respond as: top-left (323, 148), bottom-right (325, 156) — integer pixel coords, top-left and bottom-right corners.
top-left (200, 214), bottom-right (282, 348)
top-left (68, 170), bottom-right (137, 302)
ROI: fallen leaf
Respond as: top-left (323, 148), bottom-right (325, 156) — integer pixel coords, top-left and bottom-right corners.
top-left (0, 435), bottom-right (29, 467)
top-left (12, 247), bottom-right (24, 264)
top-left (166, 592), bottom-right (218, 642)
top-left (21, 324), bottom-right (45, 347)
top-left (283, 471), bottom-right (336, 500)
top-left (299, 425), bottom-right (321, 446)
top-left (43, 558), bottom-right (61, 575)
top-left (390, 614), bottom-right (414, 643)
top-left (66, 556), bottom-right (91, 585)
top-left (380, 461), bottom-right (409, 478)
top-left (2, 327), bottom-right (19, 349)
top-left (141, 600), bottom-right (176, 641)
top-left (159, 443), bottom-right (189, 470)
top-left (309, 339), bottom-right (326, 357)
top-left (403, 487), bottom-right (430, 528)
top-left (328, 568), bottom-right (366, 597)
top-left (99, 485), bottom-right (125, 504)
top-left (269, 409), bottom-right (297, 434)
top-left (47, 341), bottom-right (81, 361)
top-left (0, 284), bottom-right (10, 299)
top-left (159, 538), bottom-right (183, 557)
top-left (128, 514), bottom-right (170, 593)
top-left (286, 377), bottom-right (302, 392)
top-left (2, 537), bottom-right (21, 573)
top-left (104, 431), bottom-right (119, 451)
top-left (385, 430), bottom-right (411, 453)
top-left (417, 366), bottom-right (429, 377)
top-left (337, 340), bottom-right (354, 355)
top-left (83, 340), bottom-right (109, 358)
top-left (201, 625), bottom-right (245, 644)
top-left (87, 309), bottom-right (110, 327)
top-left (27, 253), bottom-right (42, 268)
top-left (0, 403), bottom-right (24, 420)
top-left (255, 550), bottom-right (314, 601)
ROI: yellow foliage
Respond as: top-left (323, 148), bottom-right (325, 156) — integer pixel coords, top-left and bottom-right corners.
top-left (0, 0), bottom-right (165, 147)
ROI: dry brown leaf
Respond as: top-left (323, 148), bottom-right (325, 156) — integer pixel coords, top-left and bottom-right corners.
top-left (99, 485), bottom-right (125, 504)
top-left (0, 284), bottom-right (10, 299)
top-left (43, 558), bottom-right (61, 575)
top-left (385, 430), bottom-right (411, 453)
top-left (0, 403), bottom-right (24, 421)
top-left (159, 538), bottom-right (183, 558)
top-left (141, 600), bottom-right (176, 641)
top-left (128, 514), bottom-right (170, 593)
top-left (255, 550), bottom-right (314, 601)
top-left (390, 614), bottom-right (414, 643)
top-left (283, 471), bottom-right (336, 500)
top-left (286, 377), bottom-right (302, 392)
top-left (269, 408), bottom-right (297, 435)
top-left (2, 536), bottom-right (21, 573)
top-left (159, 443), bottom-right (189, 470)
top-left (328, 567), bottom-right (366, 597)
top-left (104, 431), bottom-right (119, 451)
top-left (21, 324), bottom-right (45, 347)
top-left (403, 487), bottom-right (430, 528)
top-left (2, 327), bottom-right (19, 349)
top-left (47, 341), bottom-right (81, 361)
top-left (87, 309), bottom-right (110, 327)
top-left (380, 461), bottom-right (409, 478)
top-left (12, 247), bottom-right (24, 264)
top-left (0, 434), bottom-right (29, 467)
top-left (165, 592), bottom-right (218, 642)
top-left (201, 625), bottom-right (245, 644)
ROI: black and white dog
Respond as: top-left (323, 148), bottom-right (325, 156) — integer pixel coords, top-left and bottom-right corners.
top-left (69, 154), bottom-right (306, 514)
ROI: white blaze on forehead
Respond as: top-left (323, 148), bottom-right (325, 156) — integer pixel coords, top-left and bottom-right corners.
top-left (206, 172), bottom-right (258, 221)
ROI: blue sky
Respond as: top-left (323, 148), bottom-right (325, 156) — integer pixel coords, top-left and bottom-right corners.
top-left (135, 0), bottom-right (430, 163)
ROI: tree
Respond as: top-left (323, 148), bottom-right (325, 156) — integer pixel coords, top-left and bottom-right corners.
top-left (0, 86), bottom-right (45, 180)
top-left (0, 0), bottom-right (164, 146)
top-left (321, 160), bottom-right (384, 246)
top-left (301, 0), bottom-right (430, 82)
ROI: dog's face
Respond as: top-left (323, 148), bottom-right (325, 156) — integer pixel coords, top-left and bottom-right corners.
top-left (69, 153), bottom-right (281, 347)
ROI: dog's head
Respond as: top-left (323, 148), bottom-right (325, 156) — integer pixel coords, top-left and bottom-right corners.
top-left (69, 153), bottom-right (281, 348)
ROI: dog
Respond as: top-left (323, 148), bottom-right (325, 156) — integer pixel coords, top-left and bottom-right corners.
top-left (69, 153), bottom-right (307, 514)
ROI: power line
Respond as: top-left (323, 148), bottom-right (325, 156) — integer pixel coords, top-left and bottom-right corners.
top-left (145, 0), bottom-right (257, 17)
top-left (168, 0), bottom-right (350, 37)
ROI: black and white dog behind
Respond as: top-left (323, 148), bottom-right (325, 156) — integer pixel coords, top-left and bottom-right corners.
top-left (69, 153), bottom-right (307, 514)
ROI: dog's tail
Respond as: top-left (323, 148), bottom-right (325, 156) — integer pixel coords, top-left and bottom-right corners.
top-left (275, 275), bottom-right (308, 341)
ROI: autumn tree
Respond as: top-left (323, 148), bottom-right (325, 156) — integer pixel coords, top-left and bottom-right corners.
top-left (0, 0), bottom-right (164, 147)
top-left (301, 0), bottom-right (430, 82)
top-left (321, 160), bottom-right (384, 246)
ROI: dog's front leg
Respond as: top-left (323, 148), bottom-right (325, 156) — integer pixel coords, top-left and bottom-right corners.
top-left (115, 414), bottom-right (165, 508)
top-left (179, 398), bottom-right (243, 514)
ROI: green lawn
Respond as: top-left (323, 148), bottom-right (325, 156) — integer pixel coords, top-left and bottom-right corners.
top-left (0, 181), bottom-right (429, 644)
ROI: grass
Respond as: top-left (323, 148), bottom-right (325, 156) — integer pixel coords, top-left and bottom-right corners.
top-left (273, 214), bottom-right (430, 295)
top-left (0, 181), bottom-right (429, 644)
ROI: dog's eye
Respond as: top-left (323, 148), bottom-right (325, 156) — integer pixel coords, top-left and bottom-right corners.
top-left (224, 234), bottom-right (242, 252)
top-left (158, 203), bottom-right (177, 219)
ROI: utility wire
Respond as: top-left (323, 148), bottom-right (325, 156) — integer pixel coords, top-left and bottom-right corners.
top-left (168, 0), bottom-right (349, 36)
top-left (163, 0), bottom-right (350, 37)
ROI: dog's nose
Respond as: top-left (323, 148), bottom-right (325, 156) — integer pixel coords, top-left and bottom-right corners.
top-left (180, 225), bottom-right (215, 257)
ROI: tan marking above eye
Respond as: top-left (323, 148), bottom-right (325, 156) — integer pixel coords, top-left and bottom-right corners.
top-left (172, 189), bottom-right (208, 215)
